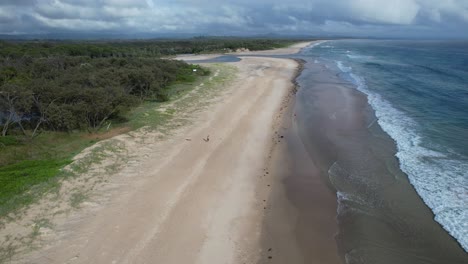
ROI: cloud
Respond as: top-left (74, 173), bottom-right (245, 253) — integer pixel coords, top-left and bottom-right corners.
top-left (418, 0), bottom-right (468, 22)
top-left (0, 0), bottom-right (467, 38)
top-left (0, 0), bottom-right (35, 5)
top-left (347, 0), bottom-right (420, 24)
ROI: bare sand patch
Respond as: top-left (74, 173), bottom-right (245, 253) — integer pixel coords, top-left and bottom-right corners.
top-left (233, 41), bottom-right (318, 56)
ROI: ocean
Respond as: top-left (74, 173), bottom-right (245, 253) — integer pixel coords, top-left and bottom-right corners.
top-left (295, 40), bottom-right (468, 263)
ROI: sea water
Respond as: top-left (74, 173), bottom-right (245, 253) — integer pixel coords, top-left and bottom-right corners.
top-left (297, 40), bottom-right (468, 262)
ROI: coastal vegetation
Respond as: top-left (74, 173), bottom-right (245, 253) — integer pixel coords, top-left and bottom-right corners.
top-left (0, 38), bottom-right (296, 217)
top-left (0, 38), bottom-right (295, 58)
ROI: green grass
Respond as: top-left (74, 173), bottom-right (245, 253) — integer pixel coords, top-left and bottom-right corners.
top-left (0, 64), bottom-right (233, 220)
top-left (0, 62), bottom-right (238, 262)
top-left (0, 131), bottom-right (100, 218)
top-left (0, 137), bottom-right (18, 147)
top-left (0, 159), bottom-right (71, 217)
top-left (124, 67), bottom-right (212, 130)
top-left (0, 125), bottom-right (123, 219)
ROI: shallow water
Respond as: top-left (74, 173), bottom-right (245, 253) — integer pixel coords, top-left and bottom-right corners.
top-left (293, 41), bottom-right (468, 263)
top-left (301, 41), bottom-right (468, 252)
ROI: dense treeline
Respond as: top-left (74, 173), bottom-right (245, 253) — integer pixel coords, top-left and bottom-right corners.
top-left (0, 56), bottom-right (208, 136)
top-left (0, 38), bottom-right (303, 217)
top-left (0, 38), bottom-right (297, 59)
top-left (0, 38), bottom-right (298, 136)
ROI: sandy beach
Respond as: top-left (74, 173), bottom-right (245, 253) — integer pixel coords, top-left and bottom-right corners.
top-left (8, 43), bottom-right (323, 263)
top-left (258, 95), bottom-right (342, 264)
top-left (234, 42), bottom-right (314, 56)
top-left (3, 1), bottom-right (467, 263)
top-left (290, 53), bottom-right (468, 264)
top-left (177, 41), bottom-right (313, 62)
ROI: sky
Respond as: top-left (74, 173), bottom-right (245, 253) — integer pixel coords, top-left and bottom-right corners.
top-left (1, 0), bottom-right (468, 38)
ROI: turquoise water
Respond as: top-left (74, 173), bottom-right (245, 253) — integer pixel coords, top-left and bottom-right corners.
top-left (302, 40), bottom-right (468, 253)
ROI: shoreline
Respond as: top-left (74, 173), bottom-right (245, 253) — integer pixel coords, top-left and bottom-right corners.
top-left (295, 49), bottom-right (468, 263)
top-left (258, 93), bottom-right (342, 264)
top-left (9, 44), bottom-right (310, 263)
top-left (177, 41), bottom-right (315, 62)
top-left (257, 51), bottom-right (342, 263)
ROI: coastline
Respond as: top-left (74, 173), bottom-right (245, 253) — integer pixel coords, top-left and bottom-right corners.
top-left (294, 48), bottom-right (468, 263)
top-left (9, 44), bottom-right (309, 263)
top-left (258, 93), bottom-right (342, 264)
top-left (177, 41), bottom-right (315, 62)
top-left (256, 48), bottom-right (342, 263)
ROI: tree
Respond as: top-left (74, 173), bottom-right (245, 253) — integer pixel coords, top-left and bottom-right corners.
top-left (30, 80), bottom-right (58, 137)
top-left (125, 69), bottom-right (154, 99)
top-left (0, 84), bottom-right (32, 136)
top-left (81, 86), bottom-right (132, 132)
top-left (0, 66), bottom-right (17, 85)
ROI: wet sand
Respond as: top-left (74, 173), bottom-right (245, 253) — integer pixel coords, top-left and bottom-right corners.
top-left (259, 94), bottom-right (342, 264)
top-left (287, 60), bottom-right (468, 263)
top-left (8, 40), bottom-right (465, 264)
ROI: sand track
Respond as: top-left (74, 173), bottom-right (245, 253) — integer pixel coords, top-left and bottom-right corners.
top-left (15, 56), bottom-right (300, 264)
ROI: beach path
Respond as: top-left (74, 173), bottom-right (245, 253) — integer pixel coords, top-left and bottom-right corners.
top-left (21, 56), bottom-right (299, 264)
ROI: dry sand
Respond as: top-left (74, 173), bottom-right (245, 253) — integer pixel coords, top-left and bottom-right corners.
top-left (233, 41), bottom-right (313, 56)
top-left (177, 41), bottom-right (316, 62)
top-left (11, 48), bottom-right (308, 263)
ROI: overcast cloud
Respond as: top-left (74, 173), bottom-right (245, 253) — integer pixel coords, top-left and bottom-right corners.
top-left (1, 0), bottom-right (467, 38)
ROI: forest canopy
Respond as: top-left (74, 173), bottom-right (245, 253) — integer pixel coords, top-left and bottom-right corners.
top-left (0, 37), bottom-right (304, 217)
top-left (0, 38), bottom-right (296, 58)
top-left (0, 38), bottom-right (297, 136)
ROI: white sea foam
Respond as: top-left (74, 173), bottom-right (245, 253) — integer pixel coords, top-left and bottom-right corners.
top-left (336, 61), bottom-right (468, 252)
top-left (310, 41), bottom-right (326, 49)
top-left (305, 41), bottom-right (327, 52)
top-left (337, 61), bottom-right (352, 72)
top-left (346, 54), bottom-right (373, 60)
